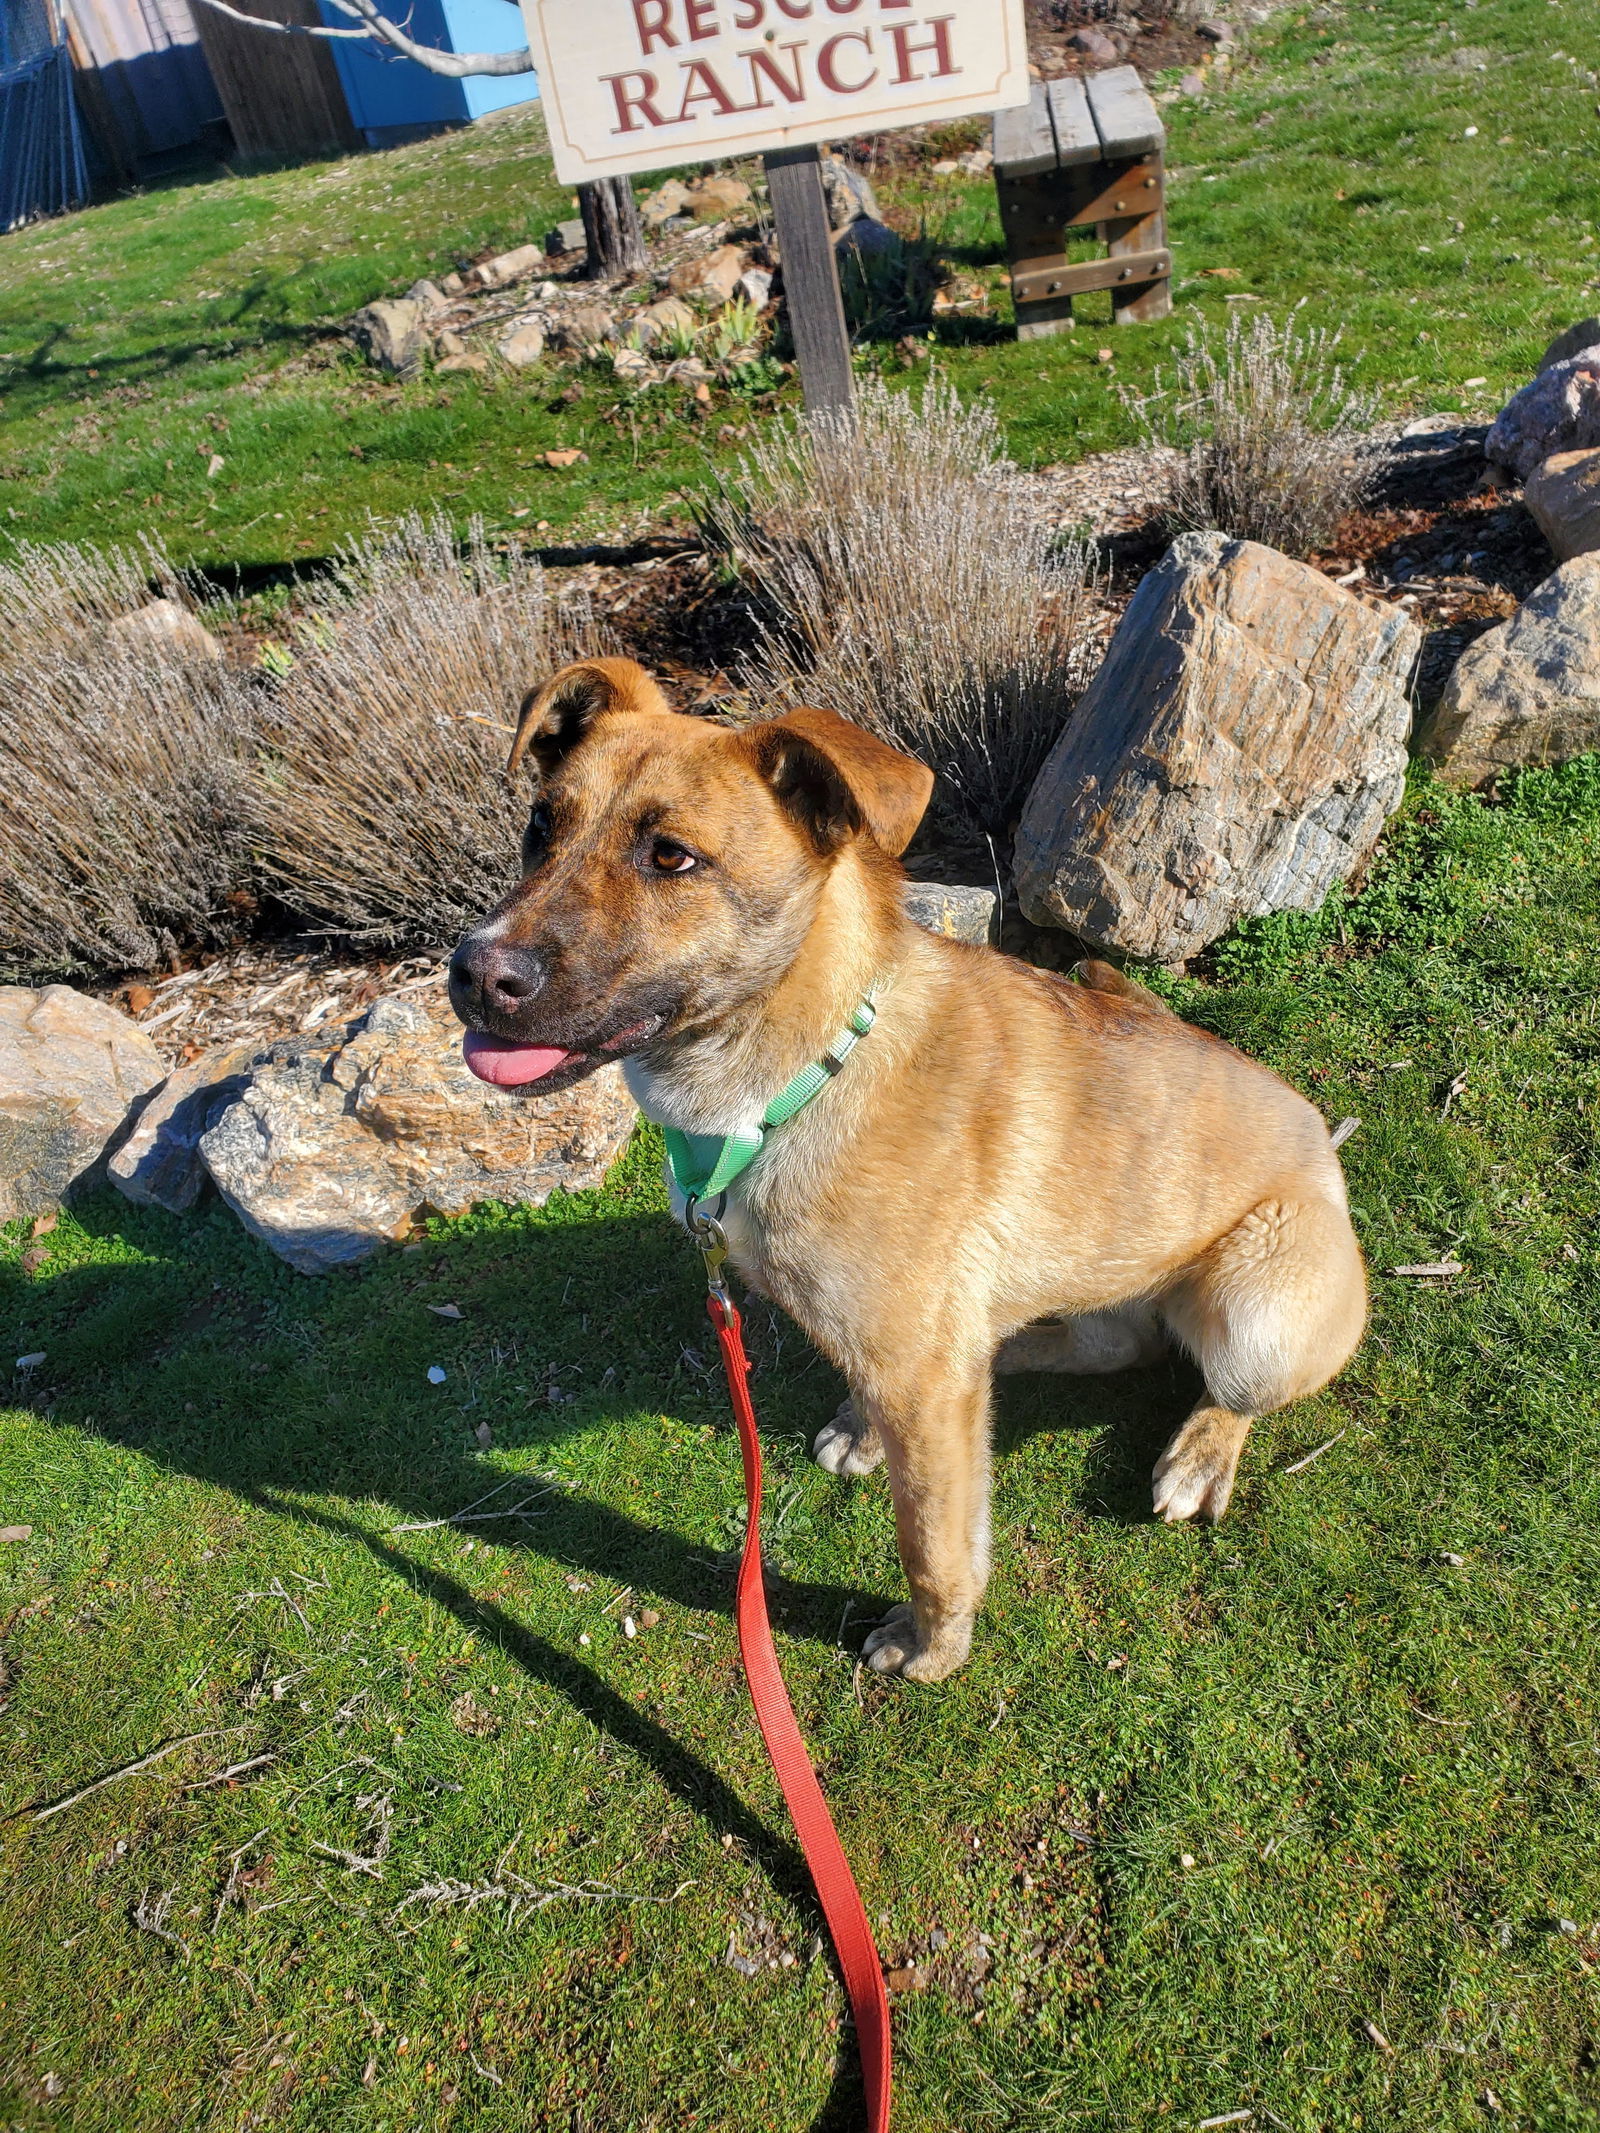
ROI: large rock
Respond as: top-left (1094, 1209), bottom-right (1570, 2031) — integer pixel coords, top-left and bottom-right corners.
top-left (1523, 448), bottom-right (1600, 562)
top-left (1416, 552), bottom-right (1600, 787)
top-left (1015, 532), bottom-right (1418, 963)
top-left (0, 987), bottom-right (165, 1222)
top-left (350, 299), bottom-right (425, 381)
top-left (1486, 348), bottom-right (1600, 480)
top-left (194, 992), bottom-right (635, 1274)
top-left (637, 296), bottom-right (698, 347)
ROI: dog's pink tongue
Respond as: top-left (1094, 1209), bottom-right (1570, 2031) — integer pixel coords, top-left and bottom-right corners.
top-left (462, 1030), bottom-right (572, 1087)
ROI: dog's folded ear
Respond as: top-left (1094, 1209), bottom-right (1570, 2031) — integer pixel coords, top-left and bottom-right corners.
top-left (749, 706), bottom-right (935, 858)
top-left (506, 658), bottom-right (671, 781)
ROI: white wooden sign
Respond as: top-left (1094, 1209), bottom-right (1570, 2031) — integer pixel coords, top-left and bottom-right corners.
top-left (520, 0), bottom-right (1031, 185)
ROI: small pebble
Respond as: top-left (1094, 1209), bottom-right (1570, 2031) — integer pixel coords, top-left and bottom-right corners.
top-left (1440, 1551), bottom-right (1466, 1566)
top-left (623, 1615), bottom-right (638, 1639)
top-left (1180, 1853), bottom-right (1197, 1869)
top-left (640, 1608), bottom-right (660, 1629)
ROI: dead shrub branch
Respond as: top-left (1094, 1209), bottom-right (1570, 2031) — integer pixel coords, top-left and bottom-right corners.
top-left (247, 513), bottom-right (611, 946)
top-left (701, 377), bottom-right (1099, 846)
top-left (1124, 306), bottom-right (1382, 556)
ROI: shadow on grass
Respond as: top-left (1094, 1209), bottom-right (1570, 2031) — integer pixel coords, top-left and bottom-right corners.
top-left (1, 1195), bottom-right (916, 2128)
top-left (3, 1189), bottom-right (1192, 2130)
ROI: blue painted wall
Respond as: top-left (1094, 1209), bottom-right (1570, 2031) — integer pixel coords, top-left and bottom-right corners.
top-left (320, 0), bottom-right (537, 139)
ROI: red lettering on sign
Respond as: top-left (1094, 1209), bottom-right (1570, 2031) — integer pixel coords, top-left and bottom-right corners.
top-left (772, 0), bottom-right (812, 17)
top-left (740, 40), bottom-right (806, 104)
top-left (817, 28), bottom-right (876, 90)
top-left (603, 69), bottom-right (669, 127)
top-left (631, 0), bottom-right (677, 51)
top-left (888, 12), bottom-right (955, 81)
top-left (676, 56), bottom-right (740, 118)
top-left (684, 0), bottom-right (718, 37)
top-left (730, 0), bottom-right (764, 22)
top-left (824, 0), bottom-right (865, 11)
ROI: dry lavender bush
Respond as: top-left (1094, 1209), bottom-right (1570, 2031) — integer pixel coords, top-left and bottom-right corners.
top-left (1127, 308), bottom-right (1382, 556)
top-left (0, 542), bottom-right (249, 974)
top-left (249, 514), bottom-right (607, 945)
top-left (0, 534), bottom-right (189, 664)
top-left (703, 377), bottom-right (1098, 844)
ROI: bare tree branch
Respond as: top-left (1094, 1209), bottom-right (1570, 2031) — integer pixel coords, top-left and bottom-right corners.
top-left (190, 0), bottom-right (534, 75)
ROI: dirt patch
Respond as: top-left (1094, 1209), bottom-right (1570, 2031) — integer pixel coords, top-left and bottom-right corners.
top-left (1025, 0), bottom-right (1215, 84)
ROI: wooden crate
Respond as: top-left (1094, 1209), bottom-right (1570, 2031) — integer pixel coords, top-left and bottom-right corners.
top-left (993, 69), bottom-right (1171, 339)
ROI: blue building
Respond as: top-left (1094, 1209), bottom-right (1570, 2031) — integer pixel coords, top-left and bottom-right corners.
top-left (320, 0), bottom-right (537, 146)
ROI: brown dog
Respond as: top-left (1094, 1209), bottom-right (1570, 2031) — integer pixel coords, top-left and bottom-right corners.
top-left (451, 658), bottom-right (1367, 1683)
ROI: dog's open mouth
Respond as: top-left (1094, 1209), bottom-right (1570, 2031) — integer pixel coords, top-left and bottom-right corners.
top-left (461, 1013), bottom-right (664, 1089)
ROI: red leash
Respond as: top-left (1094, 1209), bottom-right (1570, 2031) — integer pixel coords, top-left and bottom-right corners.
top-left (694, 1208), bottom-right (892, 2133)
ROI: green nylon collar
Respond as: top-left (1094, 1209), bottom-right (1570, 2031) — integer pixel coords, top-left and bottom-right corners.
top-left (662, 989), bottom-right (881, 1203)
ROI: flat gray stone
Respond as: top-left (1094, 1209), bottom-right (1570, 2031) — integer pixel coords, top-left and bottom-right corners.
top-left (1015, 532), bottom-right (1418, 962)
top-left (108, 1037), bottom-right (262, 1213)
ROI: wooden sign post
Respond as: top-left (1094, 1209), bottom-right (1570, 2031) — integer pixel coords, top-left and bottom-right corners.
top-left (762, 145), bottom-right (852, 420)
top-left (517, 0), bottom-right (1030, 421)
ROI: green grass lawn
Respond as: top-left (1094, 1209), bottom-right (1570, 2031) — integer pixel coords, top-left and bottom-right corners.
top-left (2, 0), bottom-right (1598, 569)
top-left (3, 755), bottom-right (1599, 2132)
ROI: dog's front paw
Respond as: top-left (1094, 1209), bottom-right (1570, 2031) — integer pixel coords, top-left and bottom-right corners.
top-left (812, 1398), bottom-right (885, 1478)
top-left (862, 1603), bottom-right (971, 1683)
top-left (1152, 1409), bottom-right (1248, 1525)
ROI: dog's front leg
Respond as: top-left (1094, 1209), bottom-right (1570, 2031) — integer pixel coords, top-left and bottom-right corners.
top-left (858, 1366), bottom-right (991, 1684)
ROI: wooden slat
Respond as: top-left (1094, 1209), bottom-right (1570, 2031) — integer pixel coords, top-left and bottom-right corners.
top-left (1085, 65), bottom-right (1164, 158)
top-left (992, 83), bottom-right (1058, 178)
top-left (192, 0), bottom-right (359, 161)
top-left (764, 145), bottom-right (854, 421)
top-left (1012, 247), bottom-right (1172, 302)
top-left (1045, 75), bottom-right (1100, 167)
top-left (1107, 148), bottom-right (1171, 323)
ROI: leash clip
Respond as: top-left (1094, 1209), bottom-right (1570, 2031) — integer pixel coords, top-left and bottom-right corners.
top-left (684, 1193), bottom-right (735, 1326)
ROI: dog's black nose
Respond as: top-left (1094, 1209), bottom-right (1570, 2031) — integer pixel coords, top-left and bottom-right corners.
top-left (450, 938), bottom-right (548, 1021)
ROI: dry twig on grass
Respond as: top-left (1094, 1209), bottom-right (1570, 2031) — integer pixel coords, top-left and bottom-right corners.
top-left (22, 1727), bottom-right (249, 1822)
top-left (701, 377), bottom-right (1099, 845)
top-left (131, 1885), bottom-right (191, 1962)
top-left (310, 1791), bottom-right (394, 1877)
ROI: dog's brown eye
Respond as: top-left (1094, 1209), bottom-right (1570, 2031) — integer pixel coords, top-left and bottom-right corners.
top-left (651, 838), bottom-right (697, 874)
top-left (529, 802), bottom-right (553, 843)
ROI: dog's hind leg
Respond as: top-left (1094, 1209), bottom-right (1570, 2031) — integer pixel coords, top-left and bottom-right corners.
top-left (995, 1303), bottom-right (1166, 1377)
top-left (859, 1362), bottom-right (992, 1683)
top-left (812, 1397), bottom-right (886, 1477)
top-left (1153, 1193), bottom-right (1367, 1524)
